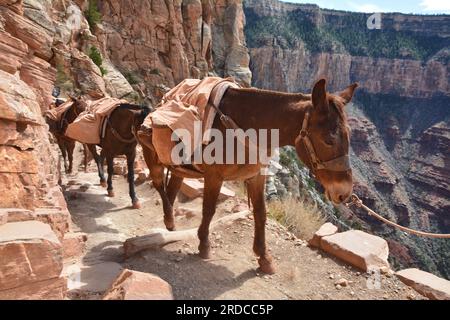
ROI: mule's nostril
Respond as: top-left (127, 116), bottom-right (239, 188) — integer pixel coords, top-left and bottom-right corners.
top-left (339, 195), bottom-right (345, 202)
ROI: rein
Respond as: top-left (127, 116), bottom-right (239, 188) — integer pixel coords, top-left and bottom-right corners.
top-left (296, 110), bottom-right (350, 175)
top-left (346, 194), bottom-right (450, 239)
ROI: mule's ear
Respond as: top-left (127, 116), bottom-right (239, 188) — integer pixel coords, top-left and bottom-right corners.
top-left (312, 78), bottom-right (328, 113)
top-left (338, 83), bottom-right (358, 104)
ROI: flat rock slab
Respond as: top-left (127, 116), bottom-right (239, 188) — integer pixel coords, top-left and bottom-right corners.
top-left (63, 262), bottom-right (124, 293)
top-left (0, 221), bottom-right (63, 293)
top-left (103, 269), bottom-right (173, 300)
top-left (309, 222), bottom-right (338, 248)
top-left (320, 230), bottom-right (389, 271)
top-left (396, 268), bottom-right (450, 300)
top-left (180, 179), bottom-right (235, 200)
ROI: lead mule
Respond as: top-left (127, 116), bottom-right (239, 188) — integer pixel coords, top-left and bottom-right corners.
top-left (138, 79), bottom-right (357, 273)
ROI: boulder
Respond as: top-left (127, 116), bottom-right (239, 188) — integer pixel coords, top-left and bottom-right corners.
top-left (103, 269), bottom-right (173, 300)
top-left (396, 268), bottom-right (450, 300)
top-left (320, 230), bottom-right (390, 271)
top-left (179, 178), bottom-right (235, 201)
top-left (0, 221), bottom-right (65, 299)
top-left (70, 49), bottom-right (106, 99)
top-left (180, 178), bottom-right (204, 199)
top-left (309, 222), bottom-right (338, 248)
top-left (103, 60), bottom-right (134, 98)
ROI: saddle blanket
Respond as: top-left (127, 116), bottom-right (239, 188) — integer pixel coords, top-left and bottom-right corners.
top-left (142, 77), bottom-right (240, 163)
top-left (44, 100), bottom-right (74, 122)
top-left (65, 97), bottom-right (127, 145)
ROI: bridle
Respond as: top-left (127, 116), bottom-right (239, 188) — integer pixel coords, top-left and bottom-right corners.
top-left (296, 110), bottom-right (351, 175)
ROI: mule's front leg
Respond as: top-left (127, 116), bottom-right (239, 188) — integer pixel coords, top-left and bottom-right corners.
top-left (198, 175), bottom-right (223, 259)
top-left (67, 140), bottom-right (75, 174)
top-left (88, 145), bottom-right (106, 187)
top-left (58, 140), bottom-right (68, 173)
top-left (106, 156), bottom-right (115, 197)
top-left (126, 150), bottom-right (140, 209)
top-left (247, 174), bottom-right (275, 274)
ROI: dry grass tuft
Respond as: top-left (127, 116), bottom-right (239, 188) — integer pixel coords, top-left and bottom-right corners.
top-left (267, 197), bottom-right (326, 241)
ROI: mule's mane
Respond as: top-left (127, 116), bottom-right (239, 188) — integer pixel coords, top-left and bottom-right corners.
top-left (233, 87), bottom-right (311, 101)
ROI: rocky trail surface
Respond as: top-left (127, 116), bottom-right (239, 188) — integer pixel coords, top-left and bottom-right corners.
top-left (62, 147), bottom-right (423, 300)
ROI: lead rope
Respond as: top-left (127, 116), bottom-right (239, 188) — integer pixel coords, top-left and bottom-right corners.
top-left (346, 194), bottom-right (450, 239)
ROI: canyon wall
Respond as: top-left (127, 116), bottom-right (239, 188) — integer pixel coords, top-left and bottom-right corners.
top-left (0, 0), bottom-right (72, 299)
top-left (96, 0), bottom-right (251, 104)
top-left (0, 0), bottom-right (251, 299)
top-left (244, 0), bottom-right (450, 278)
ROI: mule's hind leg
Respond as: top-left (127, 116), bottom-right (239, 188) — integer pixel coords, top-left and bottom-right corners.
top-left (197, 174), bottom-right (223, 259)
top-left (83, 144), bottom-right (90, 173)
top-left (88, 144), bottom-right (106, 187)
top-left (126, 150), bottom-right (140, 209)
top-left (142, 145), bottom-right (175, 230)
top-left (106, 156), bottom-right (115, 197)
top-left (67, 140), bottom-right (75, 174)
top-left (246, 174), bottom-right (275, 274)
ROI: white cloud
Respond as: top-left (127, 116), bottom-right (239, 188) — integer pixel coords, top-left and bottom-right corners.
top-left (419, 0), bottom-right (450, 12)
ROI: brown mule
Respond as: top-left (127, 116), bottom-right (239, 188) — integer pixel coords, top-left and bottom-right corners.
top-left (137, 79), bottom-right (357, 274)
top-left (46, 98), bottom-right (89, 174)
top-left (88, 104), bottom-right (151, 209)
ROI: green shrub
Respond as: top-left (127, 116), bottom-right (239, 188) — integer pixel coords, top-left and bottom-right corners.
top-left (85, 0), bottom-right (101, 31)
top-left (150, 68), bottom-right (161, 75)
top-left (88, 46), bottom-right (107, 76)
top-left (124, 72), bottom-right (140, 85)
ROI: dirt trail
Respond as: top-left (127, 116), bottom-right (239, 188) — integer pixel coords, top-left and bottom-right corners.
top-left (63, 146), bottom-right (423, 300)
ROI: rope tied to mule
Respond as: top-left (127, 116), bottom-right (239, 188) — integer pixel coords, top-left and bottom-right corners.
top-left (346, 194), bottom-right (450, 239)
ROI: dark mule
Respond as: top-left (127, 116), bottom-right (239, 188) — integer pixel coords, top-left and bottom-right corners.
top-left (45, 97), bottom-right (88, 174)
top-left (138, 79), bottom-right (357, 273)
top-left (88, 104), bottom-right (151, 209)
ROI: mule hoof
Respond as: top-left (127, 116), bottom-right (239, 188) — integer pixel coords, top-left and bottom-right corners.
top-left (132, 201), bottom-right (141, 209)
top-left (258, 257), bottom-right (276, 275)
top-left (164, 217), bottom-right (176, 231)
top-left (198, 245), bottom-right (211, 259)
top-left (100, 181), bottom-right (107, 188)
top-left (107, 190), bottom-right (115, 197)
top-left (198, 250), bottom-right (211, 260)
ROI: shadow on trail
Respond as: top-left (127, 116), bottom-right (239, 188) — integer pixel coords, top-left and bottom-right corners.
top-left (125, 247), bottom-right (258, 300)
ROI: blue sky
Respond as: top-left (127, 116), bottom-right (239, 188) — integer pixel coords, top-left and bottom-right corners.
top-left (280, 0), bottom-right (450, 14)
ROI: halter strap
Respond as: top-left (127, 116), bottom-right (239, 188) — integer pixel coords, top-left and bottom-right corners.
top-left (298, 111), bottom-right (350, 174)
